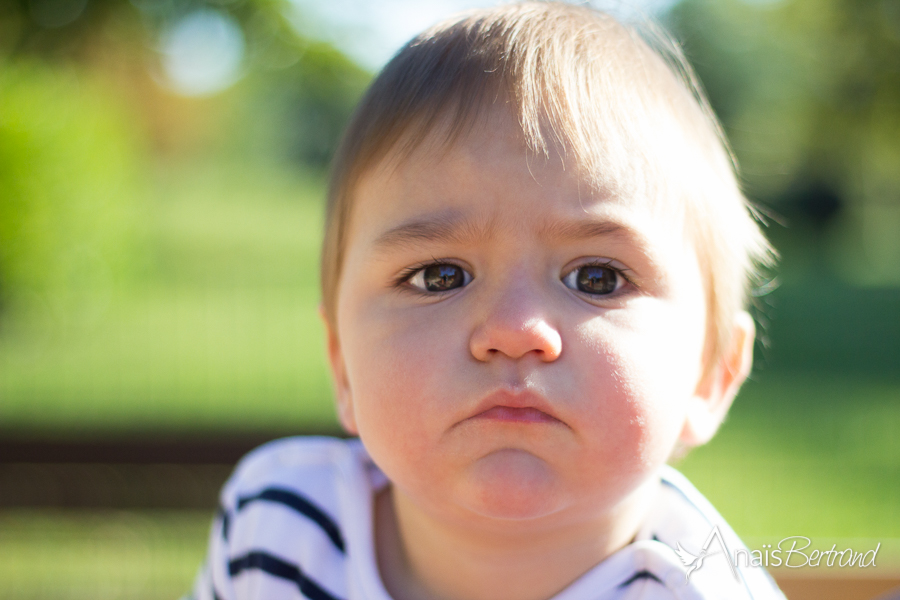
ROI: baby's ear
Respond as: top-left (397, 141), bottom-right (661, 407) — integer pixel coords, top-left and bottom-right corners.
top-left (319, 305), bottom-right (359, 436)
top-left (680, 311), bottom-right (755, 447)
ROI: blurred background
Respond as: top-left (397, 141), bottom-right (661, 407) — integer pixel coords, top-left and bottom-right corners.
top-left (0, 0), bottom-right (898, 598)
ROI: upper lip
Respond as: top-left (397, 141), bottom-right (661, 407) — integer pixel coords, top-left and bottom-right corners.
top-left (467, 389), bottom-right (564, 424)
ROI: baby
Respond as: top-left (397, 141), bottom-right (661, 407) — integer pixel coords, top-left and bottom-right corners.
top-left (193, 3), bottom-right (784, 599)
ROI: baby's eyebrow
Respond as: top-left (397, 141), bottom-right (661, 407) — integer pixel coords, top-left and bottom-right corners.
top-left (371, 212), bottom-right (640, 253)
top-left (537, 219), bottom-right (630, 243)
top-left (371, 212), bottom-right (494, 253)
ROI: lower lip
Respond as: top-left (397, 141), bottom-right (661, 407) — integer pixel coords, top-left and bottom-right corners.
top-left (474, 406), bottom-right (558, 423)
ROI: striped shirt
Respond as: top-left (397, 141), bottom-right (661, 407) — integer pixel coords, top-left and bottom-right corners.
top-left (191, 437), bottom-right (785, 600)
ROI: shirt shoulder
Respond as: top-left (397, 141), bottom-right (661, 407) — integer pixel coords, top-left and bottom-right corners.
top-left (220, 436), bottom-right (365, 512)
top-left (534, 467), bottom-right (786, 600)
top-left (200, 436), bottom-right (383, 600)
top-left (621, 466), bottom-right (787, 600)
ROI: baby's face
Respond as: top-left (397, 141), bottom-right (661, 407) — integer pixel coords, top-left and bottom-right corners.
top-left (329, 110), bottom-right (710, 526)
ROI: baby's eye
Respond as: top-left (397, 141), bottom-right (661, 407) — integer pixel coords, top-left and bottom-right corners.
top-left (406, 263), bottom-right (472, 293)
top-left (562, 263), bottom-right (624, 296)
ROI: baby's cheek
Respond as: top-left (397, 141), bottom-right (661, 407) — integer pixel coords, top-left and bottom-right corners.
top-left (573, 321), bottom-right (687, 467)
top-left (347, 312), bottom-right (456, 460)
top-left (627, 394), bottom-right (686, 469)
top-left (602, 380), bottom-right (666, 468)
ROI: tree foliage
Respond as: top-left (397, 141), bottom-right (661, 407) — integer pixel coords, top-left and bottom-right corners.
top-left (0, 62), bottom-right (141, 314)
top-left (667, 0), bottom-right (900, 283)
top-left (0, 0), bottom-right (369, 317)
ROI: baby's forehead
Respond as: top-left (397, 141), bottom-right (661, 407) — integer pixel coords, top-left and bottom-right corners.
top-left (352, 109), bottom-right (697, 257)
top-left (363, 100), bottom-right (702, 224)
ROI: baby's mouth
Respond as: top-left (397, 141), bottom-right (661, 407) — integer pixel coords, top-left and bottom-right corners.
top-left (473, 405), bottom-right (559, 424)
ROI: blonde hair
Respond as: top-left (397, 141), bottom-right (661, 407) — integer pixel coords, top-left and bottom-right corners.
top-left (321, 1), bottom-right (774, 370)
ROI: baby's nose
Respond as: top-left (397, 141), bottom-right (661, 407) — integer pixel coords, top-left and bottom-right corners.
top-left (468, 288), bottom-right (562, 362)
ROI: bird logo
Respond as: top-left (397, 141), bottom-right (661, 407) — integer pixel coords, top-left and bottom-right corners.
top-left (674, 526), bottom-right (738, 582)
top-left (675, 542), bottom-right (719, 581)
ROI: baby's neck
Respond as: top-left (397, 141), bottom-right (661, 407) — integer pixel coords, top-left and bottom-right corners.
top-left (374, 483), bottom-right (657, 600)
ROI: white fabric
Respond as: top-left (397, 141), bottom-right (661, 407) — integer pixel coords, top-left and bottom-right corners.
top-left (191, 437), bottom-right (785, 600)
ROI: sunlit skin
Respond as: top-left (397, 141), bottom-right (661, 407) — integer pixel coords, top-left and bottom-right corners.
top-left (324, 109), bottom-right (754, 600)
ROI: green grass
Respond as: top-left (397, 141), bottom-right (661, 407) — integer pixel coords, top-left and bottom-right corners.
top-left (0, 286), bottom-right (336, 433)
top-left (0, 162), bottom-right (340, 435)
top-left (0, 510), bottom-right (211, 600)
top-left (678, 372), bottom-right (900, 540)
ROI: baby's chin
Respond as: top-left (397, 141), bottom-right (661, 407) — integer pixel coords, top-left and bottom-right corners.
top-left (456, 448), bottom-right (570, 521)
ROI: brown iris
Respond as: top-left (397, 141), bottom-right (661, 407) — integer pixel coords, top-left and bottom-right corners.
top-left (423, 264), bottom-right (465, 292)
top-left (576, 265), bottom-right (618, 295)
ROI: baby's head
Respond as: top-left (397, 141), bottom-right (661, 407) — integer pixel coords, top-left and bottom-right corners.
top-left (320, 2), bottom-right (772, 525)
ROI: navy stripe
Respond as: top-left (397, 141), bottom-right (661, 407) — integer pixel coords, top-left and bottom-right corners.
top-left (229, 551), bottom-right (343, 600)
top-left (237, 488), bottom-right (345, 553)
top-left (217, 505), bottom-right (230, 541)
top-left (619, 570), bottom-right (663, 588)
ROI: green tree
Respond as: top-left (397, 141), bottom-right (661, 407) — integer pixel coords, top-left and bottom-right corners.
top-left (668, 0), bottom-right (900, 283)
top-left (0, 62), bottom-right (142, 317)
